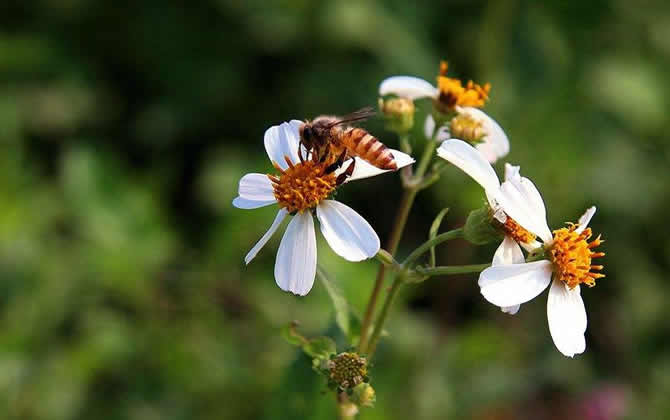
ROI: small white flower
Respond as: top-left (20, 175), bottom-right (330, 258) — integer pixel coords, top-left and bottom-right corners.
top-left (479, 176), bottom-right (605, 356)
top-left (379, 63), bottom-right (508, 163)
top-left (233, 120), bottom-right (414, 296)
top-left (436, 139), bottom-right (541, 314)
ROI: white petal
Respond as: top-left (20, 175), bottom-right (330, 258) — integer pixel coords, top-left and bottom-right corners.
top-left (492, 237), bottom-right (525, 315)
top-left (501, 305), bottom-right (520, 315)
top-left (473, 142), bottom-right (501, 165)
top-left (437, 139), bottom-right (500, 194)
top-left (458, 107), bottom-right (509, 162)
top-left (232, 173), bottom-right (277, 209)
top-left (264, 120), bottom-right (303, 169)
top-left (575, 206), bottom-right (597, 234)
top-left (423, 115), bottom-right (450, 142)
top-left (244, 209), bottom-right (288, 264)
top-left (520, 239), bottom-right (542, 253)
top-left (274, 212), bottom-right (317, 296)
top-left (232, 197), bottom-right (277, 209)
top-left (478, 260), bottom-right (553, 307)
top-left (317, 200), bottom-right (380, 261)
top-left (379, 76), bottom-right (438, 100)
top-left (336, 149), bottom-right (415, 182)
top-left (504, 163), bottom-right (521, 183)
top-left (492, 236), bottom-right (525, 266)
top-left (495, 180), bottom-right (553, 243)
top-left (519, 177), bottom-right (548, 223)
top-left (547, 280), bottom-right (587, 357)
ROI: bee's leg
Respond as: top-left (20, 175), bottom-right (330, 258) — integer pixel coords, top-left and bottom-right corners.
top-left (325, 150), bottom-right (347, 174)
top-left (298, 141), bottom-right (305, 163)
top-left (335, 159), bottom-right (356, 186)
top-left (319, 144), bottom-right (330, 163)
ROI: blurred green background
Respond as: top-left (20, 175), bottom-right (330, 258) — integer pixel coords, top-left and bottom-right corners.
top-left (1, 0), bottom-right (668, 419)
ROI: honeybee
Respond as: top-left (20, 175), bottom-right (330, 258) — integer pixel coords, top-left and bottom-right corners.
top-left (298, 107), bottom-right (397, 181)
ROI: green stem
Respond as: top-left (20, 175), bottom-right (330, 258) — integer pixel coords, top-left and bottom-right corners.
top-left (358, 188), bottom-right (415, 353)
top-left (402, 228), bottom-right (464, 266)
top-left (336, 393), bottom-right (356, 420)
top-left (366, 277), bottom-right (403, 359)
top-left (357, 140), bottom-right (437, 354)
top-left (415, 263), bottom-right (491, 276)
top-left (414, 140), bottom-right (437, 180)
top-left (399, 133), bottom-right (411, 155)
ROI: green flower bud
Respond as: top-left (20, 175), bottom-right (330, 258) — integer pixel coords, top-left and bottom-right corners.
top-left (327, 352), bottom-right (368, 390)
top-left (379, 97), bottom-right (415, 134)
top-left (464, 206), bottom-right (503, 245)
top-left (351, 383), bottom-right (376, 407)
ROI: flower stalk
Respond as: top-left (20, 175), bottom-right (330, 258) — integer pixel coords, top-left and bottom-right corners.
top-left (357, 134), bottom-right (440, 354)
top-left (402, 228), bottom-right (464, 266)
top-left (415, 263), bottom-right (491, 277)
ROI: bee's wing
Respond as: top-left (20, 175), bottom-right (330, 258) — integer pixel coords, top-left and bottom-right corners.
top-left (327, 107), bottom-right (376, 128)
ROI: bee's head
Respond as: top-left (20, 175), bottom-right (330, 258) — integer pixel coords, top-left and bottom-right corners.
top-left (299, 122), bottom-right (316, 149)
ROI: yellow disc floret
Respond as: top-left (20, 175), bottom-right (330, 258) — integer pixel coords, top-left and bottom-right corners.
top-left (269, 156), bottom-right (337, 213)
top-left (499, 215), bottom-right (537, 245)
top-left (328, 352), bottom-right (368, 390)
top-left (450, 113), bottom-right (486, 144)
top-left (548, 224), bottom-right (605, 289)
top-left (435, 61), bottom-right (491, 112)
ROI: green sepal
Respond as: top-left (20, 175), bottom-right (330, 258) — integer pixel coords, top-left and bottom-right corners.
top-left (281, 321), bottom-right (336, 363)
top-left (464, 206), bottom-right (503, 245)
top-left (303, 336), bottom-right (337, 360)
top-left (281, 321), bottom-right (309, 347)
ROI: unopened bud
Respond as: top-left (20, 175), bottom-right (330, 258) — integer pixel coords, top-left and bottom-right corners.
top-left (379, 97), bottom-right (415, 133)
top-left (327, 352), bottom-right (368, 390)
top-left (464, 206), bottom-right (503, 245)
top-left (351, 383), bottom-right (376, 407)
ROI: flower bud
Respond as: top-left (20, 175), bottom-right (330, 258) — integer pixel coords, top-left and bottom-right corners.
top-left (378, 97), bottom-right (415, 133)
top-left (327, 352), bottom-right (368, 390)
top-left (464, 206), bottom-right (503, 245)
top-left (351, 383), bottom-right (376, 407)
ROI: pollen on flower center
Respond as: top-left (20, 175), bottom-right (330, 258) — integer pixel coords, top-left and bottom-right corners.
top-left (548, 224), bottom-right (605, 289)
top-left (268, 156), bottom-right (337, 213)
top-left (435, 61), bottom-right (491, 112)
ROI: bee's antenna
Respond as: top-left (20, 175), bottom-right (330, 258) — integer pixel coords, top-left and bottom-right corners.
top-left (327, 107), bottom-right (376, 128)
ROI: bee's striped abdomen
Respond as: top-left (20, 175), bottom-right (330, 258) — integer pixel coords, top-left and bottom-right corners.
top-left (343, 128), bottom-right (397, 170)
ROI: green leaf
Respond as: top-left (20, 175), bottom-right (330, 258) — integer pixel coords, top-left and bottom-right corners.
top-left (303, 336), bottom-right (337, 360)
top-left (428, 207), bottom-right (449, 267)
top-left (317, 267), bottom-right (351, 338)
top-left (464, 206), bottom-right (502, 245)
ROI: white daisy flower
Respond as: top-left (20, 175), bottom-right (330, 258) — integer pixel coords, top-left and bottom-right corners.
top-left (436, 139), bottom-right (541, 314)
top-left (233, 120), bottom-right (415, 296)
top-left (479, 180), bottom-right (605, 356)
top-left (380, 61), bottom-right (508, 163)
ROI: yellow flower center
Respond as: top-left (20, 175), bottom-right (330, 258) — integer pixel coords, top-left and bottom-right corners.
top-left (501, 216), bottom-right (536, 244)
top-left (328, 352), bottom-right (368, 390)
top-left (268, 156), bottom-right (337, 213)
top-left (450, 113), bottom-right (485, 144)
top-left (548, 224), bottom-right (605, 289)
top-left (435, 61), bottom-right (490, 112)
